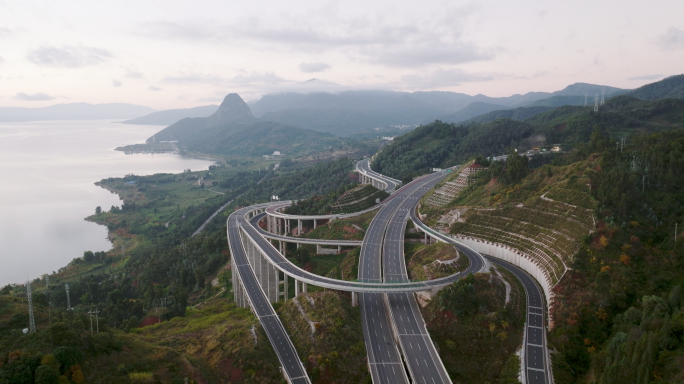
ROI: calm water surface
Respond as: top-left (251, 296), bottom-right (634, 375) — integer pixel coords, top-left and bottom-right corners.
top-left (0, 120), bottom-right (216, 285)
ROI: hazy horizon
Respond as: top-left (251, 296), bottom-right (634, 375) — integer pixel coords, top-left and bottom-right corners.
top-left (1, 1), bottom-right (683, 110)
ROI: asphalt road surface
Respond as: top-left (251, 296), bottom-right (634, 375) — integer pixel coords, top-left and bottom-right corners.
top-left (227, 211), bottom-right (311, 383)
top-left (487, 257), bottom-right (549, 384)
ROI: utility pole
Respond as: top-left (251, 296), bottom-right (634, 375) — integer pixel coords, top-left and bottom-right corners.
top-left (65, 284), bottom-right (71, 310)
top-left (88, 310), bottom-right (101, 334)
top-left (26, 279), bottom-right (36, 333)
top-left (642, 175), bottom-right (646, 192)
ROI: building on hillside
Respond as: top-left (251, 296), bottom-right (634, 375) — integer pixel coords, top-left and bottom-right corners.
top-left (551, 144), bottom-right (562, 152)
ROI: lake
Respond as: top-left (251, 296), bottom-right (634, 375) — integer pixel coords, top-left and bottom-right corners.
top-left (0, 120), bottom-right (217, 286)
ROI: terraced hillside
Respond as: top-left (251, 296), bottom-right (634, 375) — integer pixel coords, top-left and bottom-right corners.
top-left (420, 159), bottom-right (598, 287)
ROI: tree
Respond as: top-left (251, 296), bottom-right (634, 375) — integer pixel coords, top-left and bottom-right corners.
top-left (505, 150), bottom-right (529, 182)
top-left (293, 247), bottom-right (310, 266)
top-left (34, 365), bottom-right (59, 384)
top-left (83, 251), bottom-right (94, 263)
top-left (95, 206), bottom-right (101, 214)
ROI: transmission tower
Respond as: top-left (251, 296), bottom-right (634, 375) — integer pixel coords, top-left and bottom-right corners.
top-left (601, 88), bottom-right (605, 105)
top-left (585, 93), bottom-right (588, 106)
top-left (594, 94), bottom-right (599, 112)
top-left (65, 284), bottom-right (71, 310)
top-left (26, 280), bottom-right (36, 333)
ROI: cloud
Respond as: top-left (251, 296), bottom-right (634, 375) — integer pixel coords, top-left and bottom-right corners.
top-left (161, 73), bottom-right (226, 84)
top-left (0, 27), bottom-right (11, 39)
top-left (627, 74), bottom-right (664, 81)
top-left (196, 95), bottom-right (225, 102)
top-left (125, 71), bottom-right (144, 79)
top-left (148, 85), bottom-right (162, 91)
top-left (137, 5), bottom-right (495, 68)
top-left (26, 45), bottom-right (112, 68)
top-left (13, 92), bottom-right (55, 101)
top-left (658, 27), bottom-right (684, 50)
top-left (299, 62), bottom-right (331, 73)
top-left (229, 71), bottom-right (285, 84)
top-left (112, 79), bottom-right (122, 87)
top-left (400, 68), bottom-right (498, 88)
top-left (161, 71), bottom-right (285, 86)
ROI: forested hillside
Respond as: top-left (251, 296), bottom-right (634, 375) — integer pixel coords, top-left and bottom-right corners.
top-left (372, 119), bottom-right (534, 182)
top-left (413, 124), bottom-right (684, 383)
top-left (626, 74), bottom-right (684, 100)
top-left (182, 121), bottom-right (351, 158)
top-left (373, 95), bottom-right (684, 181)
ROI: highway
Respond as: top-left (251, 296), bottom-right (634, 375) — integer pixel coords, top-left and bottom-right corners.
top-left (382, 173), bottom-right (453, 383)
top-left (356, 158), bottom-right (402, 192)
top-left (234, 203), bottom-right (483, 293)
top-left (358, 175), bottom-right (438, 383)
top-left (487, 257), bottom-right (550, 384)
top-left (227, 158), bottom-right (550, 384)
top-left (227, 210), bottom-right (311, 383)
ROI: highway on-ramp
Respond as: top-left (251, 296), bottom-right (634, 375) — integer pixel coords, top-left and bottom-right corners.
top-left (227, 210), bottom-right (311, 384)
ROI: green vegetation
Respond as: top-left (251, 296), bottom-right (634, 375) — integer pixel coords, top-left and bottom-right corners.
top-left (284, 182), bottom-right (387, 217)
top-left (405, 242), bottom-right (469, 281)
top-left (626, 74), bottom-right (684, 101)
top-left (279, 291), bottom-right (369, 383)
top-left (373, 119), bottom-right (534, 182)
top-left (373, 80), bottom-right (684, 182)
top-left (423, 272), bottom-right (525, 383)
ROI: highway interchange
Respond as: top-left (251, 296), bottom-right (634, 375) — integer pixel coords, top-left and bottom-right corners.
top-left (226, 159), bottom-right (550, 384)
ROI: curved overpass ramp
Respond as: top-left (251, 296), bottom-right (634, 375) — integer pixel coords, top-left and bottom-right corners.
top-left (228, 163), bottom-right (551, 383)
top-left (356, 158), bottom-right (401, 192)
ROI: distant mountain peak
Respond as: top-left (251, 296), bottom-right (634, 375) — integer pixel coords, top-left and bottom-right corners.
top-left (206, 93), bottom-right (253, 126)
top-left (298, 78), bottom-right (338, 86)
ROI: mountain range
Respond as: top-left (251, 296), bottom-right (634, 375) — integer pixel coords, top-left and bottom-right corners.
top-left (120, 105), bottom-right (218, 125)
top-left (0, 103), bottom-right (155, 122)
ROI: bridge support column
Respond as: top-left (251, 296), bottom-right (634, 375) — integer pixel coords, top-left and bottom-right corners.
top-left (338, 246), bottom-right (341, 254)
top-left (298, 220), bottom-right (302, 235)
top-left (351, 292), bottom-right (358, 307)
top-left (313, 219), bottom-right (317, 229)
top-left (316, 245), bottom-right (321, 255)
top-left (295, 279), bottom-right (300, 297)
top-left (267, 215), bottom-right (272, 233)
top-left (296, 243), bottom-right (300, 249)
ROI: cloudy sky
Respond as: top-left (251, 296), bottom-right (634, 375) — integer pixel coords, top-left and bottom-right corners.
top-left (1, 0), bottom-right (683, 109)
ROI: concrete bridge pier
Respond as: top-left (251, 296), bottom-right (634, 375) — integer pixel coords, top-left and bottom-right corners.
top-left (294, 280), bottom-right (307, 297)
top-left (351, 291), bottom-right (358, 307)
top-left (231, 257), bottom-right (248, 308)
top-left (239, 229), bottom-right (285, 303)
top-left (298, 220), bottom-right (302, 235)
